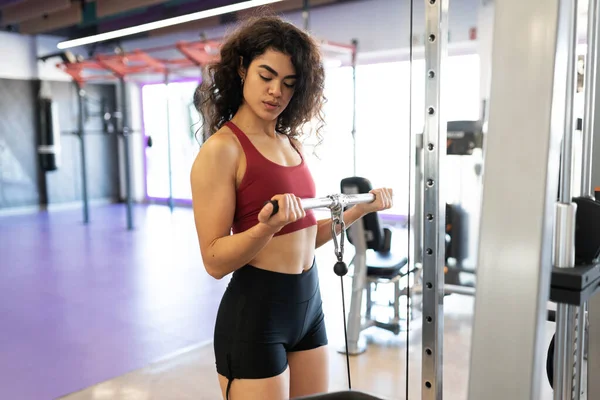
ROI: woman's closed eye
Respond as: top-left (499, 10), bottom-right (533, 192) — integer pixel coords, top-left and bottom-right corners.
top-left (260, 75), bottom-right (295, 88)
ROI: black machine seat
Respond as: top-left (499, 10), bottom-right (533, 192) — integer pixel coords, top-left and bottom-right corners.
top-left (296, 390), bottom-right (384, 399)
top-left (365, 249), bottom-right (409, 279)
top-left (341, 176), bottom-right (411, 280)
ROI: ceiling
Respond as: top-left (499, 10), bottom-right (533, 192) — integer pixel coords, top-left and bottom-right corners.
top-left (0, 0), bottom-right (344, 43)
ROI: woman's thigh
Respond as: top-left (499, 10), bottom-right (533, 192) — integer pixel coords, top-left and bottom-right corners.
top-left (288, 346), bottom-right (329, 398)
top-left (217, 366), bottom-right (290, 400)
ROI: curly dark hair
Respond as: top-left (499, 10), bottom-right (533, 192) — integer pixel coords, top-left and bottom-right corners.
top-left (194, 14), bottom-right (326, 144)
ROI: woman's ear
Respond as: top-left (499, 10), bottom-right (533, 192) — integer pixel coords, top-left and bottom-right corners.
top-left (238, 56), bottom-right (246, 81)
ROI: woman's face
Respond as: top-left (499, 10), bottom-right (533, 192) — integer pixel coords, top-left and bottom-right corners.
top-left (241, 48), bottom-right (297, 122)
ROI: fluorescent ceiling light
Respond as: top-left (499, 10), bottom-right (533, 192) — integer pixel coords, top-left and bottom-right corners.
top-left (57, 0), bottom-right (283, 50)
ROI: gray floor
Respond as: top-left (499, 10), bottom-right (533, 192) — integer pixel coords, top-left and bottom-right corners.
top-left (59, 230), bottom-right (559, 400)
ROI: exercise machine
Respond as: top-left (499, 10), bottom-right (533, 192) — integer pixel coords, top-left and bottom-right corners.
top-left (444, 120), bottom-right (482, 289)
top-left (468, 1), bottom-right (600, 400)
top-left (338, 177), bottom-right (412, 355)
top-left (412, 120), bottom-right (482, 300)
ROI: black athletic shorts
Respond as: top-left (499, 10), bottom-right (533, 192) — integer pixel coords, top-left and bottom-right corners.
top-left (213, 259), bottom-right (328, 399)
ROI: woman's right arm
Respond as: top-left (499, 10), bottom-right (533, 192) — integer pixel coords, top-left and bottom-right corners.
top-left (190, 133), bottom-right (304, 279)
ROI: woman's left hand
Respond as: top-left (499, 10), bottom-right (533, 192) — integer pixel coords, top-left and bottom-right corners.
top-left (354, 187), bottom-right (394, 215)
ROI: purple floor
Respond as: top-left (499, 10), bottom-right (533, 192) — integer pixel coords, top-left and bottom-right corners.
top-left (0, 204), bottom-right (228, 399)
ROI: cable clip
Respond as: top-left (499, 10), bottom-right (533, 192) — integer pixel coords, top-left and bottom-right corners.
top-left (329, 196), bottom-right (345, 262)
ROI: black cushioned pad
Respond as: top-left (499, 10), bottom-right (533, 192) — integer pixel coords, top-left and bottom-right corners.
top-left (295, 390), bottom-right (385, 399)
top-left (366, 249), bottom-right (409, 279)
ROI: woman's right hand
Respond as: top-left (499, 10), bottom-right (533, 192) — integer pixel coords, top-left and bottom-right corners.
top-left (257, 193), bottom-right (306, 234)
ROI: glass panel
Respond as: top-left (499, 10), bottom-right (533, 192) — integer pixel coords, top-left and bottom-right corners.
top-left (168, 81), bottom-right (203, 200)
top-left (142, 80), bottom-right (201, 201)
top-left (304, 65), bottom-right (355, 198)
top-left (142, 83), bottom-right (169, 200)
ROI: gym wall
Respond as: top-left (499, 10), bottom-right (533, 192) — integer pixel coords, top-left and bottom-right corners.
top-left (0, 79), bottom-right (39, 209)
top-left (0, 77), bottom-right (119, 211)
top-left (0, 32), bottom-right (120, 212)
top-left (44, 81), bottom-right (120, 206)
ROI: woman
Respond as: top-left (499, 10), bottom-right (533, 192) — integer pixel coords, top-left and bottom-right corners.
top-left (190, 15), bottom-right (393, 400)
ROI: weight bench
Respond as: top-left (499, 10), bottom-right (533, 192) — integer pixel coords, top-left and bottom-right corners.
top-left (339, 177), bottom-right (413, 355)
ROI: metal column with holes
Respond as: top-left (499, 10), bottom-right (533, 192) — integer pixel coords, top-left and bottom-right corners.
top-left (467, 0), bottom-right (568, 398)
top-left (421, 0), bottom-right (447, 399)
top-left (576, 0), bottom-right (600, 394)
top-left (587, 0), bottom-right (600, 393)
top-left (552, 0), bottom-right (579, 398)
top-left (589, 295), bottom-right (600, 398)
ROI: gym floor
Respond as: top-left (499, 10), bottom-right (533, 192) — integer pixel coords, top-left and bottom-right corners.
top-left (0, 204), bottom-right (557, 399)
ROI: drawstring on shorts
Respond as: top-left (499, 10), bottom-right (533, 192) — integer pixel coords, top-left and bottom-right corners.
top-left (225, 353), bottom-right (234, 399)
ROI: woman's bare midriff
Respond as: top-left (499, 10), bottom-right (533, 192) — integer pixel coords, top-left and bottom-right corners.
top-left (247, 225), bottom-right (318, 274)
top-left (227, 129), bottom-right (318, 275)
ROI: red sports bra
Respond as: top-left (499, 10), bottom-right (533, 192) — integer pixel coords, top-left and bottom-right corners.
top-left (226, 121), bottom-right (318, 236)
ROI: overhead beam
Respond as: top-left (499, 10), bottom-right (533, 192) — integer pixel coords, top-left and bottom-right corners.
top-left (95, 0), bottom-right (170, 18)
top-left (19, 4), bottom-right (82, 35)
top-left (147, 0), bottom-right (338, 39)
top-left (148, 16), bottom-right (221, 37)
top-left (98, 7), bottom-right (166, 33)
top-left (0, 0), bottom-right (70, 25)
top-left (97, 1), bottom-right (257, 36)
top-left (236, 0), bottom-right (336, 19)
top-left (0, 0), bottom-right (22, 9)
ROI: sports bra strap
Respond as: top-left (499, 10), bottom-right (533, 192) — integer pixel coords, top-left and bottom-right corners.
top-left (225, 121), bottom-right (264, 163)
top-left (225, 120), bottom-right (303, 161)
top-left (287, 136), bottom-right (303, 160)
top-left (225, 121), bottom-right (253, 148)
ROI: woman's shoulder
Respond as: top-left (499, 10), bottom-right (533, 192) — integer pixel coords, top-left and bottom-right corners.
top-left (204, 124), bottom-right (241, 150)
top-left (194, 124), bottom-right (242, 165)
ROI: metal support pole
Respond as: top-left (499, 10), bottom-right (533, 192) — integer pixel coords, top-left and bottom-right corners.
top-left (165, 71), bottom-right (174, 212)
top-left (421, 1), bottom-right (447, 399)
top-left (575, 305), bottom-right (585, 398)
top-left (589, 295), bottom-right (600, 399)
top-left (553, 1), bottom-right (579, 399)
top-left (581, 0), bottom-right (599, 199)
top-left (351, 39), bottom-right (358, 176)
top-left (414, 133), bottom-right (424, 271)
top-left (557, 0), bottom-right (578, 208)
top-left (467, 0), bottom-right (567, 398)
top-left (119, 77), bottom-right (134, 230)
top-left (302, 0), bottom-right (309, 31)
top-left (76, 82), bottom-right (89, 224)
top-left (342, 215), bottom-right (368, 355)
top-left (574, 1), bottom-right (600, 397)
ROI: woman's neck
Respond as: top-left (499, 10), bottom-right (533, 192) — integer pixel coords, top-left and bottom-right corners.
top-left (232, 104), bottom-right (277, 138)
